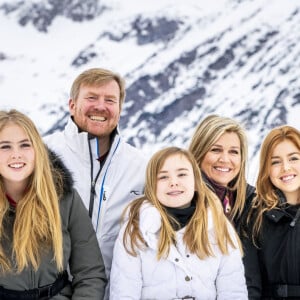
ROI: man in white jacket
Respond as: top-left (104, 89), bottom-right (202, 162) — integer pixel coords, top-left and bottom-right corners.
top-left (44, 68), bottom-right (147, 298)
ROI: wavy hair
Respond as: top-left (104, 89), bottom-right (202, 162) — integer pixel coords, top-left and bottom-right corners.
top-left (189, 114), bottom-right (248, 221)
top-left (249, 125), bottom-right (300, 240)
top-left (122, 147), bottom-right (241, 260)
top-left (0, 109), bottom-right (63, 273)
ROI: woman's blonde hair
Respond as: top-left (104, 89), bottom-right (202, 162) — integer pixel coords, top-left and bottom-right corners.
top-left (250, 125), bottom-right (300, 239)
top-left (189, 114), bottom-right (248, 221)
top-left (0, 109), bottom-right (63, 273)
top-left (123, 147), bottom-right (241, 260)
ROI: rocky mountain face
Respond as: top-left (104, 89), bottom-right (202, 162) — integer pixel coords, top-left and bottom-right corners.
top-left (0, 0), bottom-right (102, 32)
top-left (0, 0), bottom-right (300, 181)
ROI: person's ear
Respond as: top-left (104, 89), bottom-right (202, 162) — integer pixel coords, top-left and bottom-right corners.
top-left (69, 99), bottom-right (75, 115)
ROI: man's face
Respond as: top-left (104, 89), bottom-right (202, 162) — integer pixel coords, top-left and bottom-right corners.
top-left (69, 80), bottom-right (121, 138)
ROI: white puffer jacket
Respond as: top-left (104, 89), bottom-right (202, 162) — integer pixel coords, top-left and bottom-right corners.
top-left (44, 118), bottom-right (147, 281)
top-left (110, 203), bottom-right (248, 300)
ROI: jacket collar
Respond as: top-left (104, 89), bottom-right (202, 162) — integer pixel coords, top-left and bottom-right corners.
top-left (139, 202), bottom-right (214, 248)
top-left (265, 189), bottom-right (299, 223)
top-left (138, 203), bottom-right (192, 274)
top-left (65, 117), bottom-right (121, 165)
top-left (48, 148), bottom-right (74, 198)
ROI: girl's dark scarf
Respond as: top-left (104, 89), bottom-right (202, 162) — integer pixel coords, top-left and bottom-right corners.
top-left (164, 199), bottom-right (196, 231)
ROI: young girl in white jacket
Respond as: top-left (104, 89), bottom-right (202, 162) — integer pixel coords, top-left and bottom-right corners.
top-left (110, 147), bottom-right (247, 299)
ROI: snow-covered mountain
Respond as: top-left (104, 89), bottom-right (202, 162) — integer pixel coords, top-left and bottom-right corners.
top-left (1, 0), bottom-right (300, 183)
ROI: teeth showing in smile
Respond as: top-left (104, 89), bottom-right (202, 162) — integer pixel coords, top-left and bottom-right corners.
top-left (215, 167), bottom-right (230, 172)
top-left (90, 116), bottom-right (106, 121)
top-left (281, 175), bottom-right (295, 182)
top-left (9, 163), bottom-right (24, 169)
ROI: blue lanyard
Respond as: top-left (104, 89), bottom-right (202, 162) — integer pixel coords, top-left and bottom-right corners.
top-left (95, 137), bottom-right (121, 231)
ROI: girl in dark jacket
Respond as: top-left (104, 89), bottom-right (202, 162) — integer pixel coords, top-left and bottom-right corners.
top-left (0, 109), bottom-right (107, 299)
top-left (244, 125), bottom-right (300, 299)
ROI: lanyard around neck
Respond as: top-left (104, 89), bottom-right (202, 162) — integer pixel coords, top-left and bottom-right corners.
top-left (87, 135), bottom-right (121, 230)
top-left (88, 137), bottom-right (101, 218)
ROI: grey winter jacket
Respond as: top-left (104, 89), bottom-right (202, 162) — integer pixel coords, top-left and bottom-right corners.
top-left (0, 150), bottom-right (107, 299)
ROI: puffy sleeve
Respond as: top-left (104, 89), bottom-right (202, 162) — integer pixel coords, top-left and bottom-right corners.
top-left (109, 222), bottom-right (143, 299)
top-left (66, 189), bottom-right (107, 299)
top-left (215, 222), bottom-right (248, 299)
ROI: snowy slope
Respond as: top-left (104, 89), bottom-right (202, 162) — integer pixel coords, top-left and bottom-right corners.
top-left (0, 0), bottom-right (300, 183)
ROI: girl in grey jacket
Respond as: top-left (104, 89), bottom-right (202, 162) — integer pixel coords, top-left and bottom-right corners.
top-left (0, 109), bottom-right (107, 299)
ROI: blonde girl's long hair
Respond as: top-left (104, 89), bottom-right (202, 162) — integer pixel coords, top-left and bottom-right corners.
top-left (122, 147), bottom-right (241, 260)
top-left (0, 109), bottom-right (63, 273)
top-left (249, 125), bottom-right (300, 241)
top-left (189, 114), bottom-right (248, 221)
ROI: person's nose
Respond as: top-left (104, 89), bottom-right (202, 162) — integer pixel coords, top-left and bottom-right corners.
top-left (282, 160), bottom-right (291, 172)
top-left (93, 98), bottom-right (106, 110)
top-left (169, 176), bottom-right (178, 187)
top-left (11, 149), bottom-right (22, 159)
top-left (218, 152), bottom-right (229, 162)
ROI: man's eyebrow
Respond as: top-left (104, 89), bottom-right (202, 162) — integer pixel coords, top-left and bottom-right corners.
top-left (105, 94), bottom-right (119, 100)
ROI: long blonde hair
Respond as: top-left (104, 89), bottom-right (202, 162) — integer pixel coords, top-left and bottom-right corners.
top-left (249, 125), bottom-right (300, 240)
top-left (123, 147), bottom-right (241, 260)
top-left (0, 109), bottom-right (63, 273)
top-left (189, 114), bottom-right (248, 221)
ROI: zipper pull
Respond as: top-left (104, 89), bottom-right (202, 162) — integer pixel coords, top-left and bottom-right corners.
top-left (89, 181), bottom-right (96, 219)
top-left (91, 181), bottom-right (96, 195)
top-left (290, 207), bottom-right (300, 227)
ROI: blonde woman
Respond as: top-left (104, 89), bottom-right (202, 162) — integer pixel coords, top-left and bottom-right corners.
top-left (110, 147), bottom-right (247, 299)
top-left (0, 109), bottom-right (106, 299)
top-left (189, 115), bottom-right (255, 234)
top-left (244, 125), bottom-right (300, 299)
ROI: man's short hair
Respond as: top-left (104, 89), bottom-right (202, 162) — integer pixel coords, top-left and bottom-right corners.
top-left (70, 68), bottom-right (126, 110)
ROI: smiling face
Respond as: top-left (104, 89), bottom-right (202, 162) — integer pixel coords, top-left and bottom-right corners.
top-left (200, 132), bottom-right (241, 187)
top-left (69, 80), bottom-right (121, 140)
top-left (0, 123), bottom-right (35, 194)
top-left (269, 140), bottom-right (300, 204)
top-left (156, 154), bottom-right (195, 208)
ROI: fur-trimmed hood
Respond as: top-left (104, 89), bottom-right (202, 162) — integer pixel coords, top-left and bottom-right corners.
top-left (48, 148), bottom-right (74, 198)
